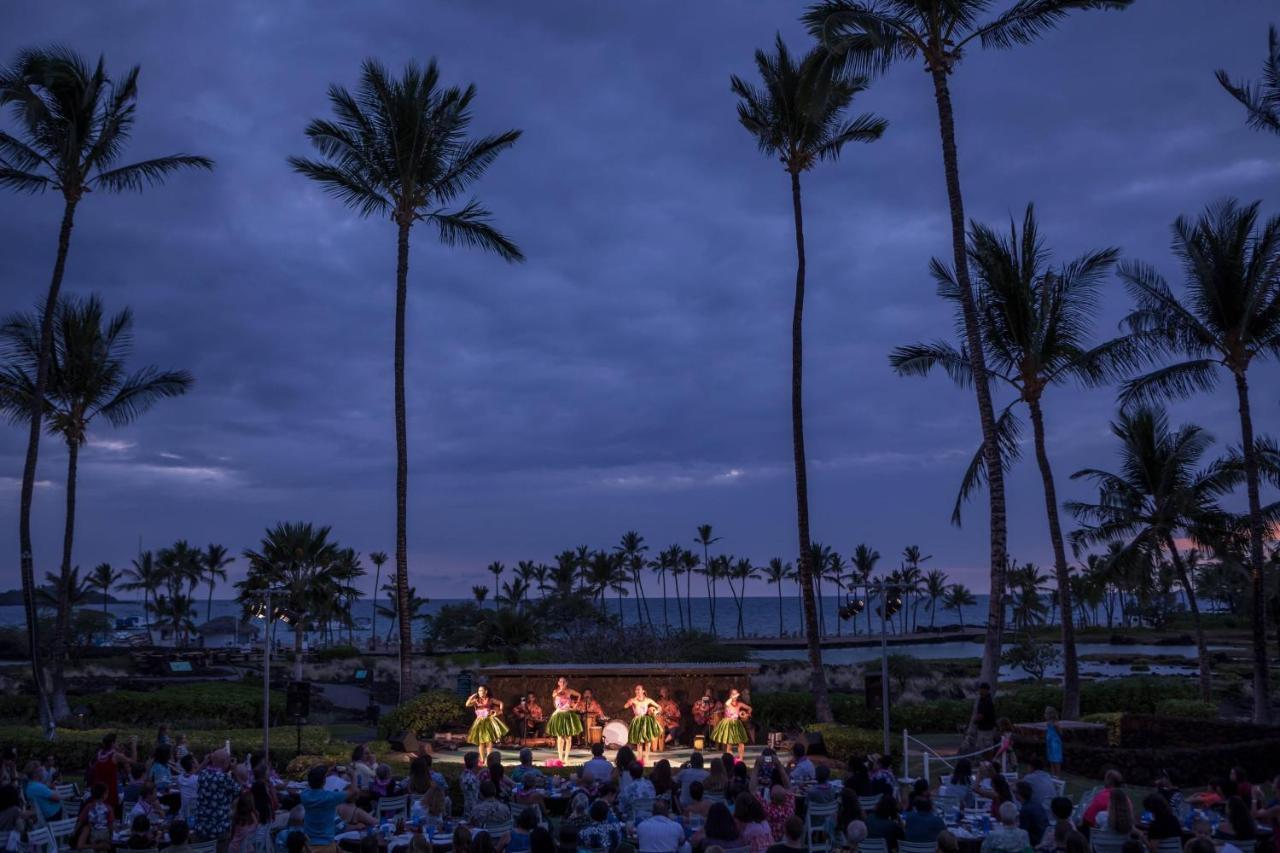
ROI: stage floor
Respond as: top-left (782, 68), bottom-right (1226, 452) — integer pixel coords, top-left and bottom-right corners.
top-left (401, 743), bottom-right (770, 768)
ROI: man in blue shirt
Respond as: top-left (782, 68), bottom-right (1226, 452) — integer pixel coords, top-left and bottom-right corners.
top-left (903, 797), bottom-right (946, 844)
top-left (301, 765), bottom-right (355, 853)
top-left (23, 762), bottom-right (62, 821)
top-left (1016, 781), bottom-right (1049, 845)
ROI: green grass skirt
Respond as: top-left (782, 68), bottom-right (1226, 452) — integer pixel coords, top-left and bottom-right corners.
top-left (628, 714), bottom-right (662, 743)
top-left (711, 718), bottom-right (748, 745)
top-left (468, 715), bottom-right (509, 744)
top-left (546, 710), bottom-right (583, 737)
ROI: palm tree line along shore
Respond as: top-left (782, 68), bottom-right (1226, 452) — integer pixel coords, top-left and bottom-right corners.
top-left (2, 3), bottom-right (1280, 742)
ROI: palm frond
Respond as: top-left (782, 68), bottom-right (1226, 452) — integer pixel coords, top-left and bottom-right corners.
top-left (426, 200), bottom-right (523, 262)
top-left (964, 0), bottom-right (1135, 51)
top-left (1215, 26), bottom-right (1280, 137)
top-left (1119, 359), bottom-right (1220, 408)
top-left (89, 154), bottom-right (213, 193)
top-left (951, 403), bottom-right (1023, 527)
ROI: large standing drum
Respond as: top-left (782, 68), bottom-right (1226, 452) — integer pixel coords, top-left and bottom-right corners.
top-left (603, 720), bottom-right (629, 748)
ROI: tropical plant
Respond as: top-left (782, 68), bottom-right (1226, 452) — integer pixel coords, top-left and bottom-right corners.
top-left (1217, 26), bottom-right (1280, 136)
top-left (805, 0), bottom-right (1133, 715)
top-left (238, 522), bottom-right (348, 679)
top-left (0, 46), bottom-right (211, 732)
top-left (120, 551), bottom-right (160, 645)
top-left (850, 543), bottom-right (880, 635)
top-left (86, 562), bottom-right (119, 643)
top-left (486, 562), bottom-right (505, 610)
top-left (614, 531), bottom-right (651, 627)
top-left (290, 58), bottom-right (522, 701)
top-left (367, 550), bottom-right (387, 649)
top-left (471, 585), bottom-right (488, 606)
top-left (476, 606), bottom-right (538, 663)
top-left (0, 293), bottom-right (192, 716)
top-left (1067, 407), bottom-right (1239, 702)
top-left (923, 569), bottom-right (949, 628)
top-left (763, 558), bottom-right (793, 636)
top-left (694, 525), bottom-right (721, 635)
top-left (889, 206), bottom-right (1120, 717)
top-left (944, 583), bottom-right (976, 629)
top-left (732, 36), bottom-right (885, 721)
top-left (1105, 199), bottom-right (1280, 721)
top-left (200, 545), bottom-right (233, 623)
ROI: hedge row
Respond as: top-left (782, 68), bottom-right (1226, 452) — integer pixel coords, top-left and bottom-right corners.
top-left (378, 690), bottom-right (467, 739)
top-left (750, 677), bottom-right (1201, 734)
top-left (0, 683), bottom-right (289, 728)
top-left (0, 725), bottom-right (333, 773)
top-left (804, 724), bottom-right (895, 766)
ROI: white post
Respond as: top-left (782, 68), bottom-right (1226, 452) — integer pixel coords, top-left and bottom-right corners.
top-left (903, 728), bottom-right (909, 779)
top-left (263, 587), bottom-right (272, 763)
top-left (925, 753), bottom-right (931, 787)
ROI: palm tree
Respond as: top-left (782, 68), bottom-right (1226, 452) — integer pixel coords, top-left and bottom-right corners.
top-left (239, 522), bottom-right (343, 679)
top-left (367, 550), bottom-right (387, 649)
top-left (0, 47), bottom-right (211, 730)
top-left (0, 294), bottom-right (192, 716)
top-left (1008, 561), bottom-right (1051, 630)
top-left (850, 544), bottom-right (880, 635)
top-left (923, 569), bottom-right (949, 628)
top-left (733, 38), bottom-right (885, 720)
top-left (486, 562), bottom-right (505, 610)
top-left (472, 585), bottom-right (489, 606)
top-left (763, 558), bottom-right (793, 636)
top-left (945, 583), bottom-right (977, 629)
top-left (679, 549), bottom-right (700, 631)
top-left (694, 525), bottom-right (721, 635)
top-left (730, 558), bottom-right (758, 637)
top-left (1067, 407), bottom-right (1238, 702)
top-left (614, 531), bottom-right (651, 627)
top-left (806, 0), bottom-right (1132, 705)
top-left (1217, 27), bottom-right (1280, 136)
top-left (157, 540), bottom-right (203, 646)
top-left (120, 550), bottom-right (160, 645)
top-left (291, 59), bottom-right (522, 702)
top-left (86, 562), bottom-right (119, 643)
top-left (889, 206), bottom-right (1119, 718)
top-left (900, 546), bottom-right (932, 631)
top-left (1106, 199), bottom-right (1280, 722)
top-left (650, 546), bottom-right (679, 633)
top-left (200, 544), bottom-right (232, 622)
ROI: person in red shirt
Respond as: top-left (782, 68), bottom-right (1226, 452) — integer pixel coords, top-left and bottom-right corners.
top-left (88, 733), bottom-right (136, 812)
top-left (1082, 770), bottom-right (1125, 828)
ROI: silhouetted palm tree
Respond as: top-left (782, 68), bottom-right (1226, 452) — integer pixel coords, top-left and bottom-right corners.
top-left (732, 34), bottom-right (885, 723)
top-left (368, 550), bottom-right (387, 648)
top-left (0, 46), bottom-right (211, 731)
top-left (87, 562), bottom-right (119, 643)
top-left (694, 525), bottom-right (721, 634)
top-left (486, 562), bottom-right (505, 610)
top-left (1217, 26), bottom-right (1280, 136)
top-left (1106, 199), bottom-right (1280, 722)
top-left (806, 0), bottom-right (1132, 705)
top-left (945, 583), bottom-right (977, 629)
top-left (890, 206), bottom-right (1120, 718)
top-left (120, 550), bottom-right (160, 645)
top-left (201, 545), bottom-right (233, 622)
top-left (1067, 407), bottom-right (1238, 703)
top-left (923, 569), bottom-right (949, 628)
top-left (763, 558), bottom-right (793, 636)
top-left (291, 58), bottom-right (522, 701)
top-left (851, 544), bottom-right (880, 635)
top-left (0, 293), bottom-right (192, 717)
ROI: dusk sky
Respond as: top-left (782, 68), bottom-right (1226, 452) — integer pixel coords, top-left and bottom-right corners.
top-left (2, 1), bottom-right (1278, 598)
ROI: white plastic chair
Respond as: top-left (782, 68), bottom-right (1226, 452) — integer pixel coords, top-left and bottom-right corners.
top-left (53, 784), bottom-right (79, 801)
top-left (1156, 839), bottom-right (1182, 853)
top-left (805, 801), bottom-right (838, 853)
top-left (859, 795), bottom-right (883, 811)
top-left (1052, 778), bottom-right (1068, 797)
top-left (26, 827), bottom-right (55, 853)
top-left (485, 819), bottom-right (514, 843)
top-left (1232, 842), bottom-right (1256, 853)
top-left (1091, 831), bottom-right (1129, 853)
top-left (855, 839), bottom-right (888, 853)
top-left (900, 842), bottom-right (938, 853)
top-left (376, 795), bottom-right (409, 821)
top-left (189, 842), bottom-right (218, 853)
top-left (46, 817), bottom-right (78, 852)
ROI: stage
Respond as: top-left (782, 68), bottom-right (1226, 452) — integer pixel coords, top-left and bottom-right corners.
top-left (398, 742), bottom-right (771, 768)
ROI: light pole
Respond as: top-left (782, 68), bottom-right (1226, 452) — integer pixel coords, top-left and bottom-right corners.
top-left (251, 587), bottom-right (289, 763)
top-left (840, 581), bottom-right (903, 756)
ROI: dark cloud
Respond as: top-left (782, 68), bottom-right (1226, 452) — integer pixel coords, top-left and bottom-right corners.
top-left (1, 0), bottom-right (1277, 594)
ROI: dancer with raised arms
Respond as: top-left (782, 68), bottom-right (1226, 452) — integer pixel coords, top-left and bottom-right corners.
top-left (711, 688), bottom-right (751, 761)
top-left (546, 677), bottom-right (583, 764)
top-left (623, 684), bottom-right (663, 765)
top-left (465, 685), bottom-right (507, 763)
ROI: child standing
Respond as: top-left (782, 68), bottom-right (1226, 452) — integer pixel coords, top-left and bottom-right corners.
top-left (1044, 706), bottom-right (1063, 777)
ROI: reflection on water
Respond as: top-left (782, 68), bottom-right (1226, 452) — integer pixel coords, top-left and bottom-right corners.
top-left (752, 641), bottom-right (1236, 679)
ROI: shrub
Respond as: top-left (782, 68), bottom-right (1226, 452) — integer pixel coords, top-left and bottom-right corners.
top-left (79, 683), bottom-right (288, 728)
top-left (1154, 699), bottom-right (1216, 719)
top-left (1080, 713), bottom-right (1123, 746)
top-left (805, 724), bottom-right (894, 766)
top-left (311, 645), bottom-right (362, 663)
top-left (379, 690), bottom-right (466, 739)
top-left (0, 725), bottom-right (332, 772)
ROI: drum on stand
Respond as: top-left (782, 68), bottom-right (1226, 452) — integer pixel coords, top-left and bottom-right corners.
top-left (585, 714), bottom-right (603, 745)
top-left (603, 720), bottom-right (629, 748)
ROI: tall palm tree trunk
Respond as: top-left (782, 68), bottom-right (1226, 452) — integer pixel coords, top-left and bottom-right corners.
top-left (293, 621), bottom-right (304, 681)
top-left (394, 217), bottom-right (414, 702)
top-left (18, 198), bottom-right (79, 736)
top-left (788, 168), bottom-right (832, 723)
top-left (1164, 535), bottom-right (1211, 702)
top-left (1027, 400), bottom-right (1080, 719)
top-left (777, 585), bottom-right (784, 637)
top-left (929, 69), bottom-right (1009, 714)
top-left (51, 439), bottom-right (81, 720)
top-left (1233, 372), bottom-right (1270, 722)
top-left (370, 564), bottom-right (381, 650)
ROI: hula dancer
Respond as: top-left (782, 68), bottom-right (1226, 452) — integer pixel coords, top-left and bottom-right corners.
top-left (465, 685), bottom-right (508, 763)
top-left (623, 685), bottom-right (663, 765)
top-left (711, 688), bottom-right (751, 761)
top-left (546, 677), bottom-right (583, 764)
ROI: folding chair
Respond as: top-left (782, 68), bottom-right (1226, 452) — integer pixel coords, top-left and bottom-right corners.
top-left (805, 801), bottom-right (839, 853)
top-left (376, 795), bottom-right (408, 821)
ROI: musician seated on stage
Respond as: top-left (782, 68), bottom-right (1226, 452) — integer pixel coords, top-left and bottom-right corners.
top-left (511, 693), bottom-right (546, 739)
top-left (657, 688), bottom-right (684, 747)
top-left (577, 689), bottom-right (606, 720)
